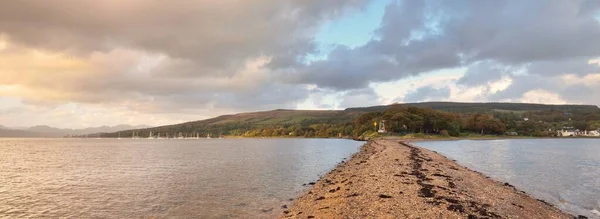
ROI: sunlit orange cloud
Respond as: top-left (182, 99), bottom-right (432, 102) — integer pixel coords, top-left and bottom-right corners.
top-left (0, 40), bottom-right (98, 102)
top-left (0, 40), bottom-right (161, 105)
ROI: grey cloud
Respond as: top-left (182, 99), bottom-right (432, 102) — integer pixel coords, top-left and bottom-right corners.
top-left (0, 0), bottom-right (368, 73)
top-left (143, 83), bottom-right (310, 113)
top-left (487, 73), bottom-right (600, 106)
top-left (487, 75), bottom-right (555, 101)
top-left (2, 0), bottom-right (600, 114)
top-left (338, 88), bottom-right (380, 108)
top-left (286, 0), bottom-right (600, 92)
top-left (305, 88), bottom-right (337, 109)
top-left (526, 58), bottom-right (600, 76)
top-left (457, 61), bottom-right (510, 87)
top-left (402, 86), bottom-right (451, 103)
top-left (0, 0), bottom-right (369, 112)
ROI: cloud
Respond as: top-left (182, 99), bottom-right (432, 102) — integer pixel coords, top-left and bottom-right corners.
top-left (0, 0), bottom-right (368, 113)
top-left (457, 61), bottom-right (509, 87)
top-left (338, 88), bottom-right (380, 108)
top-left (2, 0), bottom-right (600, 128)
top-left (402, 86), bottom-right (451, 103)
top-left (287, 0), bottom-right (600, 93)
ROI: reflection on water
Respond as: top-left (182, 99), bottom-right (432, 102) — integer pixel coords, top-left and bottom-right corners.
top-left (0, 138), bottom-right (362, 218)
top-left (416, 139), bottom-right (600, 218)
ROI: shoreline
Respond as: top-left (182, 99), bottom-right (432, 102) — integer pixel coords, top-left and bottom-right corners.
top-left (280, 139), bottom-right (574, 219)
top-left (7, 135), bottom-right (598, 140)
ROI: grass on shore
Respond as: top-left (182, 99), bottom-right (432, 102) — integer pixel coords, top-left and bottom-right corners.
top-left (371, 132), bottom-right (539, 141)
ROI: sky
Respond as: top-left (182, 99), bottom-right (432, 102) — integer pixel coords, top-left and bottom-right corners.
top-left (1, 0), bottom-right (600, 129)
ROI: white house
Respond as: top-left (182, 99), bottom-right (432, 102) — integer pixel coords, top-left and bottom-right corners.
top-left (378, 120), bottom-right (387, 133)
top-left (557, 129), bottom-right (577, 137)
top-left (587, 130), bottom-right (600, 137)
top-left (557, 129), bottom-right (600, 137)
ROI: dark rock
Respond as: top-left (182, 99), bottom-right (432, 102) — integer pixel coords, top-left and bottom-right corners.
top-left (347, 193), bottom-right (360, 197)
top-left (577, 215), bottom-right (588, 219)
top-left (447, 204), bottom-right (465, 213)
top-left (308, 182), bottom-right (316, 185)
top-left (432, 173), bottom-right (450, 178)
top-left (315, 196), bottom-right (325, 201)
top-left (448, 181), bottom-right (456, 188)
top-left (261, 208), bottom-right (273, 213)
top-left (283, 210), bottom-right (290, 214)
top-left (511, 203), bottom-right (525, 209)
top-left (445, 197), bottom-right (460, 204)
top-left (308, 216), bottom-right (315, 218)
top-left (378, 194), bottom-right (393, 198)
top-left (281, 205), bottom-right (287, 209)
top-left (537, 198), bottom-right (552, 206)
top-left (419, 186), bottom-right (436, 198)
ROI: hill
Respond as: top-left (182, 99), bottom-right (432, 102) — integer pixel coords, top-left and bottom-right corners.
top-left (103, 109), bottom-right (358, 138)
top-left (346, 102), bottom-right (600, 113)
top-left (102, 102), bottom-right (600, 138)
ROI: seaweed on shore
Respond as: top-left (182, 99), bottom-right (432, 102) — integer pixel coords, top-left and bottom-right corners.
top-left (402, 142), bottom-right (502, 219)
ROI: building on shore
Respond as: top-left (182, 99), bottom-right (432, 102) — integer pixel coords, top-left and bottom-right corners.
top-left (557, 129), bottom-right (600, 137)
top-left (377, 120), bottom-right (387, 133)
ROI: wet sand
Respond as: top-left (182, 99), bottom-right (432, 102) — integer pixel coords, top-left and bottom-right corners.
top-left (280, 139), bottom-right (572, 219)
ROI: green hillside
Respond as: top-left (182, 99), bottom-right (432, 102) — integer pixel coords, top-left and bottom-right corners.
top-left (99, 102), bottom-right (600, 138)
top-left (103, 109), bottom-right (358, 138)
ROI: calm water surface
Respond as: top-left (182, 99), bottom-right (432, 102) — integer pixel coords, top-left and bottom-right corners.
top-left (0, 138), bottom-right (362, 218)
top-left (416, 139), bottom-right (600, 218)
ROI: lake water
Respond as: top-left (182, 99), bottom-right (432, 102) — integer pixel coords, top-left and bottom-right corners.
top-left (416, 139), bottom-right (600, 218)
top-left (0, 138), bottom-right (362, 218)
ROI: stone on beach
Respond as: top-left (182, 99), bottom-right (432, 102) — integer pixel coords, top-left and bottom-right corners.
top-left (279, 139), bottom-right (571, 219)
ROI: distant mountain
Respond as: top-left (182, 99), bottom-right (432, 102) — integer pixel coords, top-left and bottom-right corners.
top-left (0, 124), bottom-right (151, 138)
top-left (0, 127), bottom-right (56, 138)
top-left (27, 124), bottom-right (152, 135)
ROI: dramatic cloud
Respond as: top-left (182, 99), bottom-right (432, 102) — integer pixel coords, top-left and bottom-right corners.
top-left (0, 1), bottom-right (367, 112)
top-left (1, 0), bottom-right (600, 128)
top-left (289, 0), bottom-right (600, 94)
